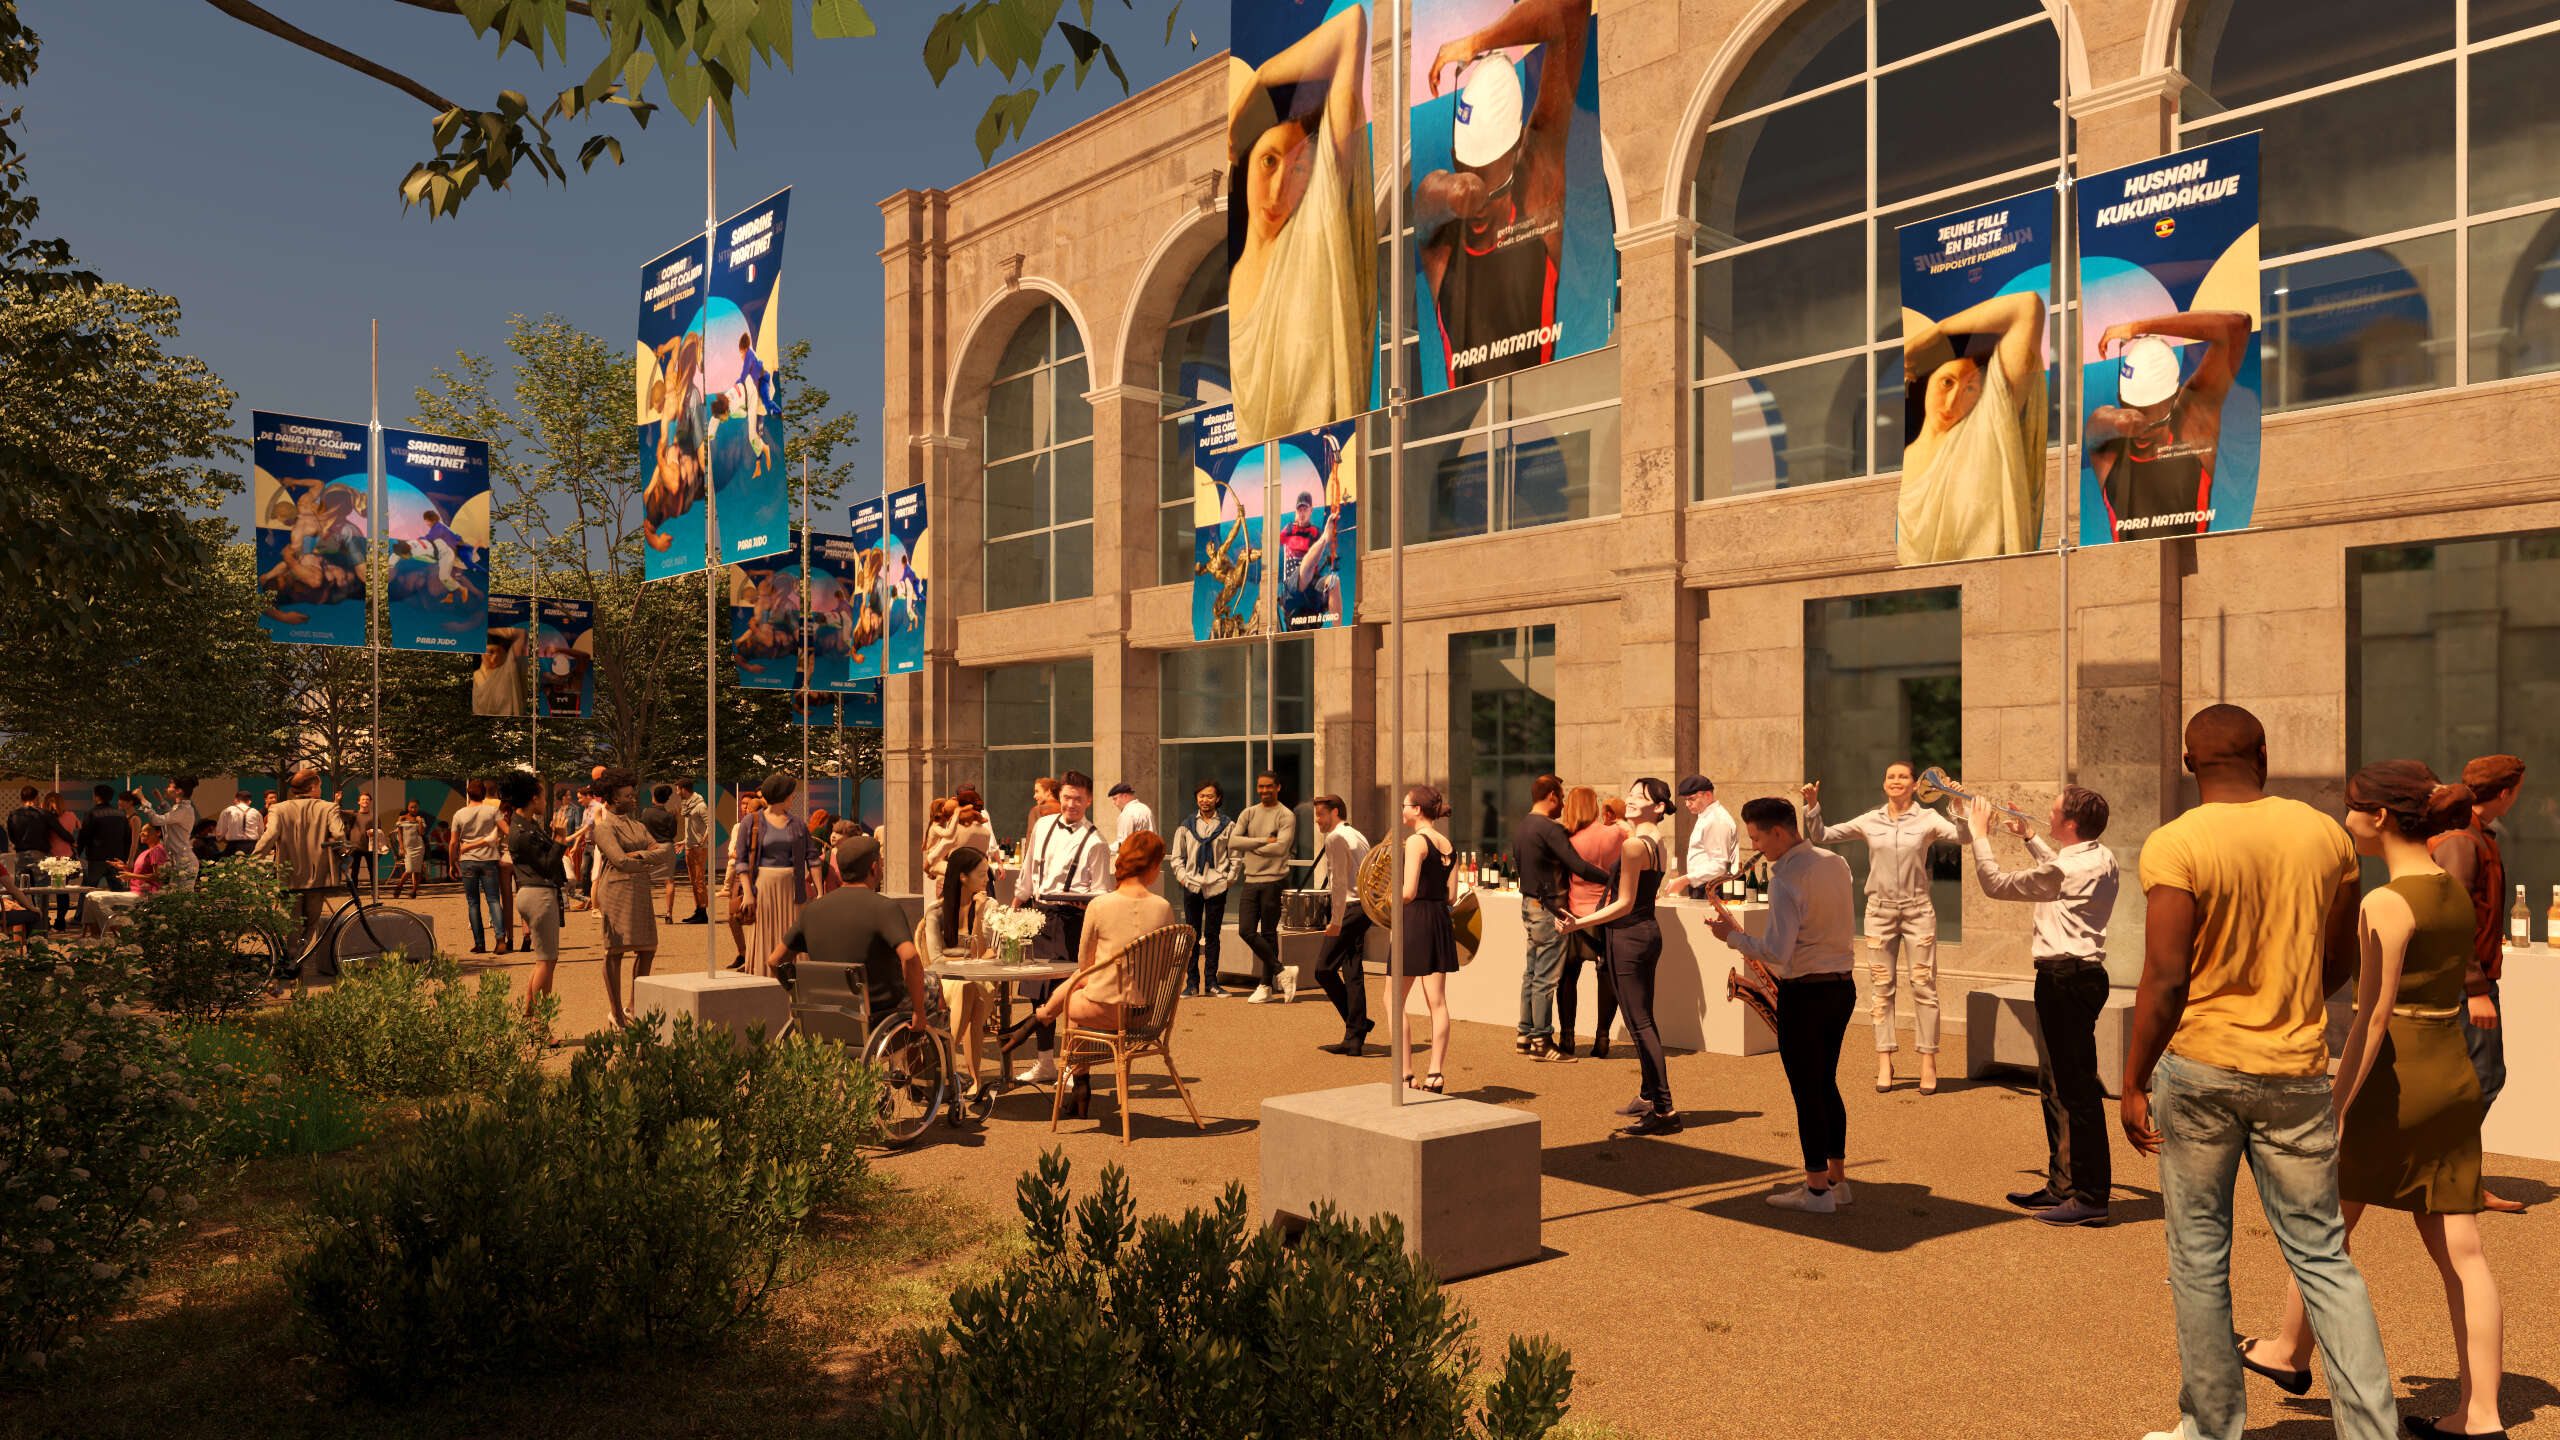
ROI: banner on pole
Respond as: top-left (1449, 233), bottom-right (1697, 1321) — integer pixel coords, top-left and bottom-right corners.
top-left (380, 428), bottom-right (492, 649)
top-left (534, 598), bottom-right (595, 719)
top-left (1191, 405), bottom-right (1266, 643)
top-left (1892, 188), bottom-right (2055, 566)
top-left (1272, 420), bottom-right (1357, 631)
top-left (635, 188), bottom-right (793, 581)
top-left (885, 486), bottom-right (929, 675)
top-left (251, 411), bottom-right (371, 647)
top-left (847, 497), bottom-right (886, 686)
top-left (805, 531), bottom-right (871, 692)
top-left (1226, 0), bottom-right (1377, 446)
top-left (1409, 0), bottom-right (1613, 396)
top-left (727, 538), bottom-right (805, 692)
top-left (2077, 132), bottom-right (2262, 545)
top-left (477, 593), bottom-right (531, 717)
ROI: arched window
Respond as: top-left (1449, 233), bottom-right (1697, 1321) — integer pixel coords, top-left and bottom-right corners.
top-left (2178, 0), bottom-right (2560, 406)
top-left (982, 301), bottom-right (1093, 611)
top-left (1688, 0), bottom-right (2061, 501)
top-left (1157, 253), bottom-right (1229, 587)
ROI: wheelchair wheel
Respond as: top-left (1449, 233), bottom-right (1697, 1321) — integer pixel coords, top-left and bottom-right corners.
top-left (861, 1014), bottom-right (949, 1150)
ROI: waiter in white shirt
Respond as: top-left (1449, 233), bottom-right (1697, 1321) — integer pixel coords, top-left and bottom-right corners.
top-left (1106, 781), bottom-right (1156, 853)
top-left (1011, 770), bottom-right (1110, 1084)
top-left (1664, 774), bottom-right (1740, 897)
top-left (217, 795), bottom-right (263, 856)
top-left (1965, 788), bottom-right (2120, 1228)
top-left (1803, 763), bottom-right (1961, 1093)
top-left (1309, 795), bottom-right (1372, 1055)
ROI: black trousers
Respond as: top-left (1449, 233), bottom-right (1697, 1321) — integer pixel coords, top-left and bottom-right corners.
top-left (1557, 930), bottom-right (1617, 1054)
top-left (1316, 911), bottom-right (1372, 1036)
top-left (1235, 880), bottom-right (1284, 984)
top-left (1029, 901), bottom-right (1086, 1051)
top-left (1605, 920), bottom-right (1671, 1114)
top-left (2031, 962), bottom-right (2114, 1206)
top-left (1775, 974), bottom-right (1857, 1172)
top-left (1181, 888), bottom-right (1227, 990)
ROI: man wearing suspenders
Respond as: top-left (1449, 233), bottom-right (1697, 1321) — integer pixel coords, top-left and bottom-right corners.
top-left (1012, 770), bottom-right (1110, 1084)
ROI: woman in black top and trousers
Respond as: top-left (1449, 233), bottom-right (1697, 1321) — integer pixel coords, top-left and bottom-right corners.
top-left (1562, 778), bottom-right (1677, 1135)
top-left (500, 772), bottom-right (568, 1021)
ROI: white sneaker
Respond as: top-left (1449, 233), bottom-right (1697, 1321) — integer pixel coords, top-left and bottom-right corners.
top-left (1016, 1056), bottom-right (1058, 1084)
top-left (1763, 1183), bottom-right (1838, 1214)
top-left (1280, 971), bottom-right (1299, 1004)
top-left (1246, 985), bottom-right (1277, 1004)
top-left (2139, 1423), bottom-right (2203, 1440)
top-left (1832, 1179), bottom-right (1854, 1207)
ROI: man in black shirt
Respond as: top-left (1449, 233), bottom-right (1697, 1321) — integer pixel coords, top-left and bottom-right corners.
top-left (78, 785), bottom-right (133, 892)
top-left (7, 786), bottom-right (50, 889)
top-left (771, 836), bottom-right (928, 1042)
top-left (1512, 773), bottom-right (1611, 1060)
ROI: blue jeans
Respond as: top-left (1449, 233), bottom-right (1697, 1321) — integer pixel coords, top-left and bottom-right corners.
top-left (2152, 1053), bottom-right (2398, 1440)
top-left (2464, 979), bottom-right (2507, 1113)
top-left (458, 860), bottom-right (501, 948)
top-left (1517, 899), bottom-right (1563, 1039)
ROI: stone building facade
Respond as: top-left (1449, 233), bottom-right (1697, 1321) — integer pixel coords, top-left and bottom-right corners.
top-left (874, 0), bottom-right (2560, 1009)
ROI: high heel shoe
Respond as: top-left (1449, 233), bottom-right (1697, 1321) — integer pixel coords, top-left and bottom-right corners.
top-left (996, 1016), bottom-right (1042, 1054)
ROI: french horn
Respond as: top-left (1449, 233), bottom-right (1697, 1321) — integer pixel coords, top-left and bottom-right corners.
top-left (1356, 841), bottom-right (1396, 928)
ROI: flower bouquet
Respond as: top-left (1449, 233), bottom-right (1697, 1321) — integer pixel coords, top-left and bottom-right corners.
top-left (36, 857), bottom-right (79, 887)
top-left (983, 904), bottom-right (1047, 965)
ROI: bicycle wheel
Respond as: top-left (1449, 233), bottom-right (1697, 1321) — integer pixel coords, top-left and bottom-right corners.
top-left (861, 1014), bottom-right (949, 1150)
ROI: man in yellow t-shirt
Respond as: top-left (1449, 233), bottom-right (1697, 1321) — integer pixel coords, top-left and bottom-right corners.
top-left (2117, 705), bottom-right (2395, 1440)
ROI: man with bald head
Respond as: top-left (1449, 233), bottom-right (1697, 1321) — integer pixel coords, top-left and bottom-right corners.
top-left (2120, 704), bottom-right (2395, 1440)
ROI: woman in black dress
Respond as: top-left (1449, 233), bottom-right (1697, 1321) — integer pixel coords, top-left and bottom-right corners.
top-left (1561, 778), bottom-right (1676, 1135)
top-left (1396, 784), bottom-right (1459, 1092)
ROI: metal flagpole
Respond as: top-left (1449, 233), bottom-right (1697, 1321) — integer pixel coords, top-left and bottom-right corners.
top-left (800, 457), bottom-right (811, 816)
top-left (1386, 0), bottom-right (1408, 1108)
top-left (702, 123), bottom-right (721, 977)
top-left (368, 320), bottom-right (383, 901)
top-left (529, 542), bottom-right (540, 777)
top-left (2055, 6), bottom-right (2075, 787)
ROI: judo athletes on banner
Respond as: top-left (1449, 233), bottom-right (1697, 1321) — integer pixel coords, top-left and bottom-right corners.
top-left (847, 497), bottom-right (887, 686)
top-left (729, 541), bottom-right (806, 692)
top-left (884, 487), bottom-right (929, 675)
top-left (2077, 133), bottom-right (2262, 545)
top-left (1893, 189), bottom-right (2054, 567)
top-left (251, 411), bottom-right (371, 647)
top-left (380, 427), bottom-right (492, 650)
top-left (475, 593), bottom-right (531, 718)
top-left (1191, 404), bottom-right (1266, 643)
top-left (1410, 0), bottom-right (1613, 396)
top-left (806, 531), bottom-right (874, 694)
top-left (1272, 420), bottom-right (1356, 632)
top-left (534, 598), bottom-right (595, 719)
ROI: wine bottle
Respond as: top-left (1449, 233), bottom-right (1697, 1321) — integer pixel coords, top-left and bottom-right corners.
top-left (2511, 884), bottom-right (2530, 948)
top-left (2546, 884), bottom-right (2558, 950)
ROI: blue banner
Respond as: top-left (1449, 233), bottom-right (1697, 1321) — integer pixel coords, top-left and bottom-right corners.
top-left (636, 188), bottom-right (792, 580)
top-left (1892, 187), bottom-right (2055, 566)
top-left (847, 497), bottom-right (886, 686)
top-left (1191, 404), bottom-right (1266, 642)
top-left (380, 427), bottom-right (491, 651)
top-left (885, 486), bottom-right (929, 675)
top-left (1272, 420), bottom-right (1356, 632)
top-left (2077, 132), bottom-right (2262, 545)
top-left (251, 411), bottom-right (370, 647)
top-left (477, 593), bottom-right (530, 717)
top-left (804, 530), bottom-right (874, 692)
top-left (1409, 0), bottom-right (1613, 396)
top-left (534, 597), bottom-right (595, 719)
top-left (727, 537), bottom-right (804, 692)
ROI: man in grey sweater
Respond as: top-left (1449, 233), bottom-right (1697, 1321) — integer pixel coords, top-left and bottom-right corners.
top-left (1233, 771), bottom-right (1298, 1003)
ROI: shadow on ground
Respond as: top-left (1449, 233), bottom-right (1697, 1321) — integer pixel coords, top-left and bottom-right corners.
top-left (1690, 1179), bottom-right (2021, 1252)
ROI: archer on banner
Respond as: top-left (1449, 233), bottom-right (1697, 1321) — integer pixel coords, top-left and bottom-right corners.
top-left (885, 487), bottom-right (929, 675)
top-left (1191, 405), bottom-right (1266, 643)
top-left (728, 539), bottom-right (805, 692)
top-left (2078, 132), bottom-right (2262, 545)
top-left (1226, 0), bottom-right (1377, 446)
top-left (251, 411), bottom-right (370, 647)
top-left (476, 593), bottom-right (531, 717)
top-left (847, 498), bottom-right (886, 685)
top-left (1410, 0), bottom-right (1612, 395)
top-left (1893, 188), bottom-right (2055, 566)
top-left (1273, 420), bottom-right (1356, 631)
top-left (381, 428), bottom-right (492, 649)
top-left (636, 188), bottom-right (793, 580)
top-left (534, 598), bottom-right (595, 719)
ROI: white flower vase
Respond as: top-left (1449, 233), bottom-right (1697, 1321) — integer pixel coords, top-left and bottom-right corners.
top-left (999, 936), bottom-right (1027, 966)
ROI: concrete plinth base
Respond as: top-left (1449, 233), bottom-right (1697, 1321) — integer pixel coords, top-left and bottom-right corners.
top-left (1259, 1082), bottom-right (1541, 1281)
top-left (1961, 981), bottom-right (2134, 1097)
top-left (632, 970), bottom-right (792, 1042)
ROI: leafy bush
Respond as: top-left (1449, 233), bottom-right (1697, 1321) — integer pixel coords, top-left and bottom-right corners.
top-left (124, 857), bottom-right (294, 1017)
top-left (0, 937), bottom-right (211, 1372)
top-left (884, 1151), bottom-right (1575, 1440)
top-left (182, 1026), bottom-right (372, 1160)
top-left (285, 1015), bottom-right (876, 1395)
top-left (262, 954), bottom-right (553, 1099)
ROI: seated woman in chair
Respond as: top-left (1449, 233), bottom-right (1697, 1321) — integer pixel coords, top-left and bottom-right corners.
top-left (1019, 830), bottom-right (1174, 1119)
top-left (927, 845), bottom-right (998, 1095)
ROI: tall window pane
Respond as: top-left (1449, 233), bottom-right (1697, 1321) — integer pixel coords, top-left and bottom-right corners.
top-left (982, 658), bottom-right (1094, 844)
top-left (982, 300), bottom-right (1094, 611)
top-left (1158, 253), bottom-right (1230, 590)
top-left (1450, 626), bottom-right (1557, 867)
top-left (1804, 588), bottom-right (1963, 939)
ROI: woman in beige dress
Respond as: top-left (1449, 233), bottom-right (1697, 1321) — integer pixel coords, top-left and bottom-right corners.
top-left (1019, 831), bottom-right (1174, 1120)
top-left (731, 774), bottom-right (810, 979)
top-left (590, 767), bottom-right (677, 1027)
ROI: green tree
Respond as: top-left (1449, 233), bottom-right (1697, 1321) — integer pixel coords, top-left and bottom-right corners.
top-left (199, 0), bottom-right (1192, 218)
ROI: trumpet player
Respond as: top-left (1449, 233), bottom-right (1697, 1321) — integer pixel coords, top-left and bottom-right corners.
top-left (1963, 788), bottom-right (2121, 1227)
top-left (1802, 763), bottom-right (1960, 1093)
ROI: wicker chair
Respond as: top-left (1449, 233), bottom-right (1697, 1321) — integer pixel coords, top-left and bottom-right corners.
top-left (1052, 922), bottom-right (1203, 1144)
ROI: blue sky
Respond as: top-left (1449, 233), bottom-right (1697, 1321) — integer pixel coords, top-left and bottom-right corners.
top-left (18, 0), bottom-right (1221, 533)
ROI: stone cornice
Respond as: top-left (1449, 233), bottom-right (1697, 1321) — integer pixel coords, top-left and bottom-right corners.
top-left (1615, 216), bottom-right (1699, 254)
top-left (1083, 385), bottom-right (1179, 409)
top-left (2068, 68), bottom-right (2186, 120)
top-left (911, 433), bottom-right (971, 451)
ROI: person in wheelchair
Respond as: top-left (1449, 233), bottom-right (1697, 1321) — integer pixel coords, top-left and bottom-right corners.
top-left (769, 835), bottom-right (932, 1046)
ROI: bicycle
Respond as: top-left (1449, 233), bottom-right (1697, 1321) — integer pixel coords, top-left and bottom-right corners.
top-left (252, 854), bottom-right (438, 984)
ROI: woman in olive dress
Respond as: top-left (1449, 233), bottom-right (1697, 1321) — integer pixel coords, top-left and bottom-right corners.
top-left (2239, 760), bottom-right (2502, 1439)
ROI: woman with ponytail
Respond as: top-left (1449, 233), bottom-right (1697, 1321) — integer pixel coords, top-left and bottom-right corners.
top-left (2240, 761), bottom-right (2502, 1439)
top-left (1396, 785), bottom-right (1459, 1093)
top-left (929, 845), bottom-right (998, 1094)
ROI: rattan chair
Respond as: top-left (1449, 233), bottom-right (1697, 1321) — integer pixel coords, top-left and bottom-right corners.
top-left (1052, 922), bottom-right (1203, 1144)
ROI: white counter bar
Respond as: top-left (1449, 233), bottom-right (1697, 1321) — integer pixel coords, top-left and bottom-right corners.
top-left (1399, 891), bottom-right (1777, 1056)
top-left (2484, 945), bottom-right (2559, 1163)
